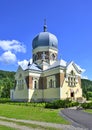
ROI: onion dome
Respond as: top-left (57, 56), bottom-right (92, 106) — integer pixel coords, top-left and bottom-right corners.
top-left (32, 21), bottom-right (58, 49)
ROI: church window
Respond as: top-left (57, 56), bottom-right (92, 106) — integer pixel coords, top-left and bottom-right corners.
top-left (34, 81), bottom-right (37, 89)
top-left (50, 53), bottom-right (56, 60)
top-left (68, 70), bottom-right (77, 87)
top-left (18, 79), bottom-right (24, 90)
top-left (33, 80), bottom-right (38, 89)
top-left (52, 54), bottom-right (55, 60)
top-left (19, 73), bottom-right (22, 78)
top-left (49, 79), bottom-right (56, 88)
top-left (47, 76), bottom-right (56, 88)
top-left (52, 81), bottom-right (54, 87)
top-left (33, 54), bottom-right (37, 62)
top-left (49, 79), bottom-right (53, 88)
top-left (71, 70), bottom-right (74, 75)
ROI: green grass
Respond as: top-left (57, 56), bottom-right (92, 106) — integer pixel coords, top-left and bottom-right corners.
top-left (0, 104), bottom-right (69, 124)
top-left (0, 125), bottom-right (16, 130)
top-left (84, 109), bottom-right (92, 114)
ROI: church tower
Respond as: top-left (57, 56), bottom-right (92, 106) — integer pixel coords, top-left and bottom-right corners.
top-left (32, 20), bottom-right (58, 66)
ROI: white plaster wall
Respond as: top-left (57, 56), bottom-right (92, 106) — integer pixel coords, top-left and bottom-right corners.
top-left (28, 88), bottom-right (60, 101)
top-left (66, 63), bottom-right (81, 76)
top-left (11, 66), bottom-right (29, 101)
top-left (13, 86), bottom-right (28, 100)
top-left (60, 62), bottom-right (82, 99)
top-left (47, 75), bottom-right (56, 88)
top-left (43, 68), bottom-right (60, 77)
top-left (28, 89), bottom-right (42, 101)
top-left (60, 80), bottom-right (82, 99)
top-left (44, 88), bottom-right (60, 99)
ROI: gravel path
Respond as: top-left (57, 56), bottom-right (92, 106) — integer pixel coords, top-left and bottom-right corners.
top-left (0, 120), bottom-right (33, 130)
top-left (0, 116), bottom-right (88, 130)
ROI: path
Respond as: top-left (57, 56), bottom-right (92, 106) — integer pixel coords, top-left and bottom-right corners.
top-left (0, 116), bottom-right (87, 130)
top-left (0, 120), bottom-right (32, 130)
top-left (61, 108), bottom-right (92, 130)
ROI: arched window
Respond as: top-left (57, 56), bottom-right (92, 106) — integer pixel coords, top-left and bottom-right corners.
top-left (34, 81), bottom-right (37, 89)
top-left (33, 54), bottom-right (37, 62)
top-left (49, 79), bottom-right (53, 88)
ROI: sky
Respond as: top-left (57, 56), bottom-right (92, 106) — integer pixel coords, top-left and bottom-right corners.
top-left (0, 0), bottom-right (92, 80)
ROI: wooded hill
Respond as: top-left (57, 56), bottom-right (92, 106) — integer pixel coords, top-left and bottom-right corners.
top-left (0, 70), bottom-right (15, 98)
top-left (81, 79), bottom-right (92, 100)
top-left (0, 70), bottom-right (92, 99)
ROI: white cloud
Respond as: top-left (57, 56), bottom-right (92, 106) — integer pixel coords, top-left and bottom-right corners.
top-left (81, 75), bottom-right (88, 80)
top-left (18, 59), bottom-right (32, 70)
top-left (0, 51), bottom-right (17, 64)
top-left (0, 40), bottom-right (26, 53)
top-left (29, 59), bottom-right (32, 64)
top-left (18, 60), bottom-right (28, 70)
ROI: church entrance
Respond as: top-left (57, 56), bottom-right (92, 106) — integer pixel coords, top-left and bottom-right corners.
top-left (71, 91), bottom-right (74, 97)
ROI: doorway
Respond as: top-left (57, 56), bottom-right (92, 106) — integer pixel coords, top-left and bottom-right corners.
top-left (71, 91), bottom-right (74, 97)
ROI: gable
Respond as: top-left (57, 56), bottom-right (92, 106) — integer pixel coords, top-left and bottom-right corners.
top-left (15, 66), bottom-right (24, 78)
top-left (66, 62), bottom-right (81, 76)
top-left (14, 66), bottom-right (28, 90)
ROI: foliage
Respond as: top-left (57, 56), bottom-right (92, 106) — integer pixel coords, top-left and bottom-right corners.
top-left (84, 109), bottom-right (92, 114)
top-left (45, 99), bottom-right (79, 109)
top-left (81, 79), bottom-right (92, 100)
top-left (81, 102), bottom-right (92, 109)
top-left (0, 125), bottom-right (16, 130)
top-left (0, 70), bottom-right (15, 98)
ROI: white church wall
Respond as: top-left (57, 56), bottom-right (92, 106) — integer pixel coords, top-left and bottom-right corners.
top-left (12, 89), bottom-right (28, 101)
top-left (28, 89), bottom-right (43, 101)
top-left (44, 88), bottom-right (60, 100)
top-left (61, 79), bottom-right (82, 100)
top-left (28, 88), bottom-right (60, 102)
top-left (44, 68), bottom-right (60, 77)
top-left (66, 63), bottom-right (81, 76)
top-left (47, 75), bottom-right (56, 88)
top-left (29, 72), bottom-right (41, 77)
top-left (12, 78), bottom-right (29, 101)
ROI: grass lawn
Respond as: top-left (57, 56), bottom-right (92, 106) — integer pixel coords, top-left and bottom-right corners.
top-left (0, 103), bottom-right (69, 124)
top-left (0, 125), bottom-right (16, 130)
top-left (84, 109), bottom-right (92, 114)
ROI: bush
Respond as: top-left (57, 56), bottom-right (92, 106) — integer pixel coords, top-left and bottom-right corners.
top-left (81, 102), bottom-right (92, 109)
top-left (45, 99), bottom-right (79, 109)
top-left (69, 102), bottom-right (79, 107)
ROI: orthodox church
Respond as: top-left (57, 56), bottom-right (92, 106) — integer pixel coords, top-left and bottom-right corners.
top-left (10, 22), bottom-right (83, 102)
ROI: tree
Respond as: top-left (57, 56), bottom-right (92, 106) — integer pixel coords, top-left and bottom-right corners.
top-left (0, 70), bottom-right (15, 98)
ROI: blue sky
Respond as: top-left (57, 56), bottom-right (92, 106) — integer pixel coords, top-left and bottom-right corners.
top-left (0, 0), bottom-right (92, 80)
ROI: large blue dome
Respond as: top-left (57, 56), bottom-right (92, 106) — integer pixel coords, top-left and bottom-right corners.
top-left (32, 31), bottom-right (58, 49)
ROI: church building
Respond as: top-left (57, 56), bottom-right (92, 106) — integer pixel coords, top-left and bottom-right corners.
top-left (10, 22), bottom-right (83, 102)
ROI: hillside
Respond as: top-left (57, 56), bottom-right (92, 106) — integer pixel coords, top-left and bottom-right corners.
top-left (81, 79), bottom-right (92, 99)
top-left (81, 79), bottom-right (92, 91)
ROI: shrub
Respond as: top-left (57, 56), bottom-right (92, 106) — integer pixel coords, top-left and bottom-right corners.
top-left (81, 102), bottom-right (92, 109)
top-left (45, 99), bottom-right (79, 109)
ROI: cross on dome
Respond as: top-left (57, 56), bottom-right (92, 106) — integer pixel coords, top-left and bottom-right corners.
top-left (43, 19), bottom-right (47, 32)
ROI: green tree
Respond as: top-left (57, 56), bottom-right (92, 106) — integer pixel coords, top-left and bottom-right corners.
top-left (0, 70), bottom-right (15, 98)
